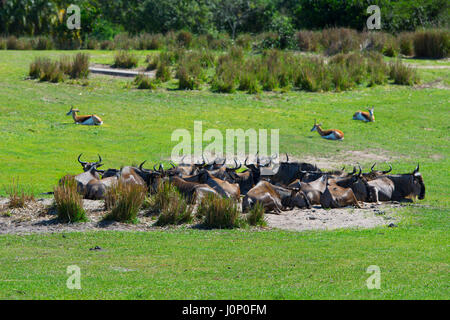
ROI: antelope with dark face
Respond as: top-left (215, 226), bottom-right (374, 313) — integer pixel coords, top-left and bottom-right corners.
top-left (310, 120), bottom-right (344, 141)
top-left (353, 106), bottom-right (375, 122)
top-left (363, 163), bottom-right (392, 180)
top-left (66, 106), bottom-right (103, 126)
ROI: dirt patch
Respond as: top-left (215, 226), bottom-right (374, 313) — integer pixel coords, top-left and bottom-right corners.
top-left (265, 202), bottom-right (401, 232)
top-left (414, 79), bottom-right (450, 90)
top-left (0, 197), bottom-right (402, 235)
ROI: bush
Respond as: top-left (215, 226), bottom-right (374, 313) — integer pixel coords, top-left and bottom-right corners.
top-left (235, 33), bottom-right (253, 51)
top-left (382, 36), bottom-right (399, 57)
top-left (5, 179), bottom-right (34, 209)
top-left (100, 40), bottom-right (115, 50)
top-left (197, 194), bottom-right (241, 229)
top-left (320, 28), bottom-right (360, 56)
top-left (177, 30), bottom-right (193, 48)
top-left (0, 38), bottom-right (6, 50)
top-left (137, 33), bottom-right (163, 50)
top-left (156, 59), bottom-right (172, 82)
top-left (154, 184), bottom-right (193, 226)
top-left (239, 66), bottom-right (261, 94)
top-left (6, 36), bottom-right (22, 49)
top-left (85, 39), bottom-right (99, 50)
top-left (54, 176), bottom-right (87, 223)
top-left (399, 32), bottom-right (414, 56)
top-left (113, 33), bottom-right (136, 50)
top-left (246, 201), bottom-right (266, 226)
top-left (38, 59), bottom-right (64, 83)
top-left (113, 50), bottom-right (138, 68)
top-left (104, 180), bottom-right (146, 223)
top-left (366, 53), bottom-right (389, 86)
top-left (147, 181), bottom-right (177, 213)
top-left (413, 29), bottom-right (449, 59)
top-left (32, 37), bottom-right (53, 50)
top-left (296, 30), bottom-right (320, 52)
top-left (70, 53), bottom-right (90, 79)
top-left (389, 60), bottom-right (420, 85)
top-left (134, 74), bottom-right (156, 89)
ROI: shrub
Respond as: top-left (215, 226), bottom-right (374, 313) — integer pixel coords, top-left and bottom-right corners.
top-left (296, 30), bottom-right (320, 52)
top-left (0, 38), bottom-right (6, 50)
top-left (5, 179), bottom-right (34, 209)
top-left (29, 57), bottom-right (45, 79)
top-left (246, 201), bottom-right (266, 227)
top-left (147, 181), bottom-right (178, 214)
top-left (33, 37), bottom-right (53, 50)
top-left (235, 33), bottom-right (253, 51)
top-left (399, 32), bottom-right (414, 56)
top-left (156, 59), bottom-right (172, 82)
top-left (100, 40), bottom-right (114, 50)
top-left (113, 33), bottom-right (136, 50)
top-left (413, 29), bottom-right (449, 59)
top-left (134, 74), bottom-right (156, 89)
top-left (382, 37), bottom-right (399, 57)
top-left (155, 187), bottom-right (193, 226)
top-left (320, 28), bottom-right (360, 56)
top-left (177, 30), bottom-right (193, 48)
top-left (54, 176), bottom-right (87, 223)
top-left (39, 59), bottom-right (64, 83)
top-left (239, 66), bottom-right (261, 94)
top-left (113, 50), bottom-right (138, 68)
top-left (389, 60), bottom-right (420, 85)
top-left (137, 33), bottom-right (163, 50)
top-left (197, 194), bottom-right (241, 229)
top-left (104, 180), bottom-right (146, 223)
top-left (85, 39), bottom-right (99, 50)
top-left (70, 53), bottom-right (90, 79)
top-left (366, 53), bottom-right (389, 86)
top-left (6, 36), bottom-right (22, 49)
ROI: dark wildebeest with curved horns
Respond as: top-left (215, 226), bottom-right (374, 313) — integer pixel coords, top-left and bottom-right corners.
top-left (77, 153), bottom-right (103, 172)
top-left (269, 153), bottom-right (320, 185)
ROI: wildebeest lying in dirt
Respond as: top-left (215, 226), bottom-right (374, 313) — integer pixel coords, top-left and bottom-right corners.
top-left (60, 153), bottom-right (425, 214)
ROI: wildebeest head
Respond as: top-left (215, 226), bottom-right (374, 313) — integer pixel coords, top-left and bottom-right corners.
top-left (287, 188), bottom-right (311, 209)
top-left (77, 153), bottom-right (103, 171)
top-left (135, 161), bottom-right (162, 191)
top-left (271, 153), bottom-right (320, 185)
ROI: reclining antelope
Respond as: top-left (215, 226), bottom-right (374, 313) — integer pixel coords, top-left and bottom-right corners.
top-left (310, 119), bottom-right (344, 141)
top-left (66, 106), bottom-right (103, 126)
top-left (353, 106), bottom-right (375, 122)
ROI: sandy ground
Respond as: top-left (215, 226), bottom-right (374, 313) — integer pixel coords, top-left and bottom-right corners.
top-left (0, 197), bottom-right (401, 235)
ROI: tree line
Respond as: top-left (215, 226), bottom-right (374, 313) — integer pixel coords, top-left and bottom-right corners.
top-left (0, 0), bottom-right (448, 38)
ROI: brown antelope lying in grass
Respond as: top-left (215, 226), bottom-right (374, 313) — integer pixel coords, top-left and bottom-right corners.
top-left (353, 106), bottom-right (375, 122)
top-left (66, 106), bottom-right (103, 125)
top-left (310, 119), bottom-right (344, 141)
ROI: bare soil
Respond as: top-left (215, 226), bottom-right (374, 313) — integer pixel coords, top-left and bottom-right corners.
top-left (0, 197), bottom-right (401, 235)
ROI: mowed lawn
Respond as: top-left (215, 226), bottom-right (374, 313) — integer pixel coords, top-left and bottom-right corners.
top-left (0, 50), bottom-right (448, 299)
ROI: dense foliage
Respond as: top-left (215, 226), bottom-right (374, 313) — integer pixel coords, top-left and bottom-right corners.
top-left (1, 0), bottom-right (448, 38)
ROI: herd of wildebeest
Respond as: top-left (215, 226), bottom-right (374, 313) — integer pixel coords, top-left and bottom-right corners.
top-left (64, 152), bottom-right (425, 213)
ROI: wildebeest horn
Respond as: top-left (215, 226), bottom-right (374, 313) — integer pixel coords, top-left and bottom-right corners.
top-left (285, 153), bottom-right (289, 162)
top-left (180, 155), bottom-right (186, 164)
top-left (159, 163), bottom-right (164, 172)
top-left (341, 166), bottom-right (345, 171)
top-left (234, 159), bottom-right (241, 170)
top-left (357, 164), bottom-right (362, 176)
top-left (139, 160), bottom-right (146, 170)
top-left (153, 164), bottom-right (158, 171)
top-left (169, 162), bottom-right (176, 169)
top-left (221, 158), bottom-right (226, 165)
top-left (371, 163), bottom-right (377, 172)
top-left (383, 163), bottom-right (392, 174)
top-left (244, 157), bottom-right (249, 167)
top-left (77, 153), bottom-right (87, 165)
top-left (97, 154), bottom-right (102, 164)
top-left (350, 166), bottom-right (357, 175)
top-left (414, 163), bottom-right (420, 173)
top-left (201, 154), bottom-right (207, 165)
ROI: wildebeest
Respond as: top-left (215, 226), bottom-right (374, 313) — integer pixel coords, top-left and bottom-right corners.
top-left (288, 174), bottom-right (328, 205)
top-left (167, 175), bottom-right (218, 203)
top-left (119, 161), bottom-right (162, 192)
top-left (367, 164), bottom-right (425, 203)
top-left (77, 153), bottom-right (103, 171)
top-left (320, 176), bottom-right (361, 208)
top-left (269, 153), bottom-right (320, 185)
top-left (242, 181), bottom-right (311, 213)
top-left (182, 169), bottom-right (241, 200)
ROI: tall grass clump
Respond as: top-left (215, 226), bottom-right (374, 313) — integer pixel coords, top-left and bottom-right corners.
top-left (104, 180), bottom-right (146, 223)
top-left (197, 194), bottom-right (241, 229)
top-left (296, 30), bottom-right (321, 52)
top-left (54, 176), bottom-right (87, 223)
top-left (413, 29), bottom-right (449, 59)
top-left (134, 74), bottom-right (156, 89)
top-left (176, 52), bottom-right (208, 90)
top-left (399, 32), bottom-right (414, 56)
top-left (389, 60), bottom-right (420, 85)
top-left (246, 201), bottom-right (266, 227)
top-left (366, 52), bottom-right (389, 86)
top-left (113, 50), bottom-right (138, 68)
top-left (5, 178), bottom-right (34, 209)
top-left (320, 28), bottom-right (360, 55)
top-left (0, 38), bottom-right (6, 49)
top-left (70, 53), bottom-right (90, 79)
top-left (32, 36), bottom-right (54, 50)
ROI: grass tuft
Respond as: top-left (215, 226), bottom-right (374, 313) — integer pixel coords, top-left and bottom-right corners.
top-left (197, 194), bottom-right (241, 229)
top-left (5, 178), bottom-right (34, 209)
top-left (104, 180), bottom-right (146, 223)
top-left (54, 176), bottom-right (87, 223)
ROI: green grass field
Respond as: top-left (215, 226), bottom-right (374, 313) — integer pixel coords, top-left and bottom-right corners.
top-left (0, 50), bottom-right (448, 299)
